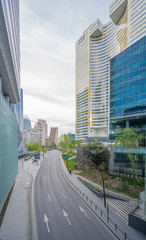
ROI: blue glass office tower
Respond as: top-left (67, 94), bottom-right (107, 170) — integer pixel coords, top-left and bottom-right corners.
top-left (109, 36), bottom-right (146, 176)
top-left (110, 36), bottom-right (146, 139)
top-left (0, 0), bottom-right (20, 213)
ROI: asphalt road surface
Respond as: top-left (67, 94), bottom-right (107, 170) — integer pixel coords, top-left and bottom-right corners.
top-left (33, 150), bottom-right (118, 240)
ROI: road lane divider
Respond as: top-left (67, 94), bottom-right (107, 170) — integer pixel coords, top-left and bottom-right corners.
top-left (47, 193), bottom-right (51, 202)
top-left (61, 192), bottom-right (67, 199)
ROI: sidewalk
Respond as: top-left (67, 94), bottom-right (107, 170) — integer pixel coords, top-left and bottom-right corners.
top-left (0, 155), bottom-right (44, 240)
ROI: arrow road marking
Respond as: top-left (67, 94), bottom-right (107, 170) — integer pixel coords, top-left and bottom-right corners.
top-left (44, 213), bottom-right (50, 232)
top-left (63, 209), bottom-right (71, 226)
top-left (61, 192), bottom-right (67, 199)
top-left (79, 206), bottom-right (90, 219)
top-left (47, 193), bottom-right (51, 202)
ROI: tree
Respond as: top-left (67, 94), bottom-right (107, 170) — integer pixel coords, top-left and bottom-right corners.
top-left (114, 128), bottom-right (143, 177)
top-left (59, 134), bottom-right (81, 154)
top-left (51, 142), bottom-right (56, 149)
top-left (26, 141), bottom-right (42, 153)
top-left (59, 134), bottom-right (71, 153)
top-left (83, 142), bottom-right (109, 207)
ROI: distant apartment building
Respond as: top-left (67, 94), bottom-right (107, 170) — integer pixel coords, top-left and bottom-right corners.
top-left (75, 0), bottom-right (145, 141)
top-left (48, 127), bottom-right (58, 147)
top-left (22, 130), bottom-right (32, 145)
top-left (23, 119), bottom-right (48, 146)
top-left (23, 114), bottom-right (32, 131)
top-left (0, 0), bottom-right (20, 212)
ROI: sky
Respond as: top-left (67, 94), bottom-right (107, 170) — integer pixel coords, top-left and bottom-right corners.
top-left (20, 0), bottom-right (112, 136)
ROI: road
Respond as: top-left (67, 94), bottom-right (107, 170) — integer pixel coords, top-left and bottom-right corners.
top-left (33, 150), bottom-right (118, 240)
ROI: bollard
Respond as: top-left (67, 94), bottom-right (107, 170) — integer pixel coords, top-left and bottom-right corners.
top-left (95, 205), bottom-right (97, 210)
top-left (101, 210), bottom-right (102, 216)
top-left (124, 233), bottom-right (126, 240)
top-left (91, 200), bottom-right (92, 205)
top-left (87, 196), bottom-right (88, 201)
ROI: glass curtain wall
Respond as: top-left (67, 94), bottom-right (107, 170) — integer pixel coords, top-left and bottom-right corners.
top-left (0, 92), bottom-right (18, 212)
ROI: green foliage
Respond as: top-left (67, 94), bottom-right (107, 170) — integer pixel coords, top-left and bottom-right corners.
top-left (83, 142), bottom-right (109, 168)
top-left (26, 141), bottom-right (42, 152)
top-left (59, 134), bottom-right (81, 154)
top-left (51, 142), bottom-right (56, 149)
top-left (64, 157), bottom-right (80, 170)
top-left (42, 146), bottom-right (48, 152)
top-left (101, 161), bottom-right (108, 170)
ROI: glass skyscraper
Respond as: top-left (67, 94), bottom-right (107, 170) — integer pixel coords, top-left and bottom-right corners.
top-left (0, 0), bottom-right (20, 213)
top-left (75, 0), bottom-right (145, 141)
top-left (110, 36), bottom-right (146, 139)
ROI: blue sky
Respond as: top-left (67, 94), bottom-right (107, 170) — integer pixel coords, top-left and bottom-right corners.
top-left (20, 0), bottom-right (112, 136)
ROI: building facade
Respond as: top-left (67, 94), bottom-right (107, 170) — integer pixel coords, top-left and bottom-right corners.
top-left (23, 119), bottom-right (48, 146)
top-left (110, 36), bottom-right (146, 139)
top-left (0, 0), bottom-right (20, 212)
top-left (48, 127), bottom-right (58, 147)
top-left (75, 0), bottom-right (145, 141)
top-left (109, 36), bottom-right (146, 176)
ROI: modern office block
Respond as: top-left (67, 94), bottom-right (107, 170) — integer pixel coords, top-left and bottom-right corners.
top-left (110, 36), bottom-right (146, 139)
top-left (75, 0), bottom-right (145, 141)
top-left (0, 0), bottom-right (20, 213)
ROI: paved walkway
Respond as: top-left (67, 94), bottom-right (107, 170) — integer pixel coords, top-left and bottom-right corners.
top-left (0, 155), bottom-right (44, 240)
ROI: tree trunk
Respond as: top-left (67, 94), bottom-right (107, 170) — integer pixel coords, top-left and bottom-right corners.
top-left (99, 169), bottom-right (106, 208)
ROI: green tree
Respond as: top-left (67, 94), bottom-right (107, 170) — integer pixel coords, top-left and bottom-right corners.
top-left (60, 134), bottom-right (71, 153)
top-left (83, 142), bottom-right (109, 167)
top-left (114, 128), bottom-right (143, 177)
top-left (60, 134), bottom-right (81, 154)
top-left (83, 142), bottom-right (109, 207)
top-left (51, 142), bottom-right (56, 149)
top-left (26, 141), bottom-right (42, 153)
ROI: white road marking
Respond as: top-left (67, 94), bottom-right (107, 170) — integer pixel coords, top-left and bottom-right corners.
top-left (63, 209), bottom-right (71, 226)
top-left (79, 206), bottom-right (90, 219)
top-left (44, 213), bottom-right (50, 232)
top-left (47, 193), bottom-right (51, 202)
top-left (61, 192), bottom-right (67, 199)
